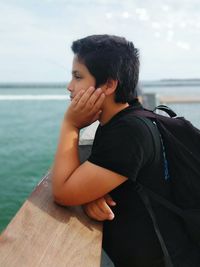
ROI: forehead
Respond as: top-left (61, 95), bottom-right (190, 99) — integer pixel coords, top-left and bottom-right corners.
top-left (72, 55), bottom-right (88, 72)
top-left (71, 55), bottom-right (96, 83)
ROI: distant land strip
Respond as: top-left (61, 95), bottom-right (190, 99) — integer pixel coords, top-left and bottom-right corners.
top-left (0, 83), bottom-right (67, 89)
top-left (1, 79), bottom-right (200, 88)
top-left (0, 95), bottom-right (69, 100)
top-left (141, 79), bottom-right (200, 87)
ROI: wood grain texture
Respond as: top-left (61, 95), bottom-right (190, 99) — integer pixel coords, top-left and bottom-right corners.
top-left (0, 171), bottom-right (102, 267)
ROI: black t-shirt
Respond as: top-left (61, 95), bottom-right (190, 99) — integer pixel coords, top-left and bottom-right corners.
top-left (88, 103), bottom-right (200, 267)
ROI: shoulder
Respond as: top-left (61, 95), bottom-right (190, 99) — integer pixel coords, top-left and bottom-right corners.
top-left (100, 107), bottom-right (150, 132)
top-left (95, 108), bottom-right (154, 144)
top-left (124, 115), bottom-right (155, 138)
top-left (90, 110), bottom-right (155, 179)
top-left (94, 109), bottom-right (155, 151)
top-left (110, 110), bottom-right (154, 143)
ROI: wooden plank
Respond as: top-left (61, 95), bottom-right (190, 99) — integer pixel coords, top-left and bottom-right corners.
top-left (0, 170), bottom-right (102, 267)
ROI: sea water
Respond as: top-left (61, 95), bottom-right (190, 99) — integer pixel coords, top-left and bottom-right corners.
top-left (0, 83), bottom-right (200, 232)
top-left (0, 87), bottom-right (69, 232)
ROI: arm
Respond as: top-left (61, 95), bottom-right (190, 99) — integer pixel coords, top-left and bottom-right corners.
top-left (52, 87), bottom-right (127, 206)
top-left (52, 87), bottom-right (101, 184)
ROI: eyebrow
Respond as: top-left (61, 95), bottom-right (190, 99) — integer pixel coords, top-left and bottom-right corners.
top-left (72, 70), bottom-right (80, 75)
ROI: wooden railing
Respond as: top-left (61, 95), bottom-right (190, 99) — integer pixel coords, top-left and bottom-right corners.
top-left (159, 95), bottom-right (200, 104)
top-left (143, 93), bottom-right (200, 109)
top-left (0, 141), bottom-right (103, 267)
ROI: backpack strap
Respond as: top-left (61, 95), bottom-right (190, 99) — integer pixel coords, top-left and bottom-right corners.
top-left (133, 105), bottom-right (177, 120)
top-left (134, 116), bottom-right (174, 267)
top-left (136, 184), bottom-right (174, 267)
top-left (153, 105), bottom-right (177, 118)
top-left (134, 114), bottom-right (184, 217)
top-left (133, 116), bottom-right (161, 164)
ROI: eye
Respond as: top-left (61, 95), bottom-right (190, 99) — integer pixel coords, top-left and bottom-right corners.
top-left (73, 74), bottom-right (82, 80)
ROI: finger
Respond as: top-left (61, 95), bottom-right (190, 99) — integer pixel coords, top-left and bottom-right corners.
top-left (105, 194), bottom-right (116, 206)
top-left (96, 198), bottom-right (115, 220)
top-left (91, 205), bottom-right (109, 221)
top-left (85, 88), bottom-right (103, 108)
top-left (71, 89), bottom-right (85, 106)
top-left (92, 205), bottom-right (114, 221)
top-left (90, 95), bottom-right (105, 121)
top-left (91, 92), bottom-right (105, 113)
top-left (77, 86), bottom-right (95, 107)
top-left (85, 204), bottom-right (107, 221)
top-left (85, 201), bottom-right (114, 221)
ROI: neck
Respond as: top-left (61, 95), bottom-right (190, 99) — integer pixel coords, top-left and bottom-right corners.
top-left (99, 99), bottom-right (129, 125)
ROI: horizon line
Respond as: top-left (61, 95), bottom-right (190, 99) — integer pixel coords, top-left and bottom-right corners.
top-left (0, 78), bottom-right (200, 84)
top-left (1, 78), bottom-right (200, 89)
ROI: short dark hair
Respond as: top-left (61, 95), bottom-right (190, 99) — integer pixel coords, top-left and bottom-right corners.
top-left (71, 34), bottom-right (139, 103)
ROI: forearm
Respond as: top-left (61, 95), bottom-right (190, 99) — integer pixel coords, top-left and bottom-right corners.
top-left (52, 87), bottom-right (105, 204)
top-left (52, 120), bottom-right (80, 192)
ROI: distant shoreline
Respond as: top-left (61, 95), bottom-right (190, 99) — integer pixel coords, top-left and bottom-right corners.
top-left (141, 79), bottom-right (200, 87)
top-left (1, 79), bottom-right (200, 88)
top-left (0, 83), bottom-right (67, 89)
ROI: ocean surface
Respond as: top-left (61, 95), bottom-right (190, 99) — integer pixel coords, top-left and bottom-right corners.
top-left (0, 82), bottom-right (200, 232)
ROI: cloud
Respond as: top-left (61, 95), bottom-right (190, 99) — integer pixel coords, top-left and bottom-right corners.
top-left (176, 41), bottom-right (190, 50)
top-left (135, 8), bottom-right (149, 21)
top-left (161, 5), bottom-right (170, 12)
top-left (166, 30), bottom-right (174, 42)
top-left (121, 11), bottom-right (131, 19)
top-left (1, 0), bottom-right (200, 82)
top-left (152, 22), bottom-right (161, 29)
top-left (105, 12), bottom-right (113, 19)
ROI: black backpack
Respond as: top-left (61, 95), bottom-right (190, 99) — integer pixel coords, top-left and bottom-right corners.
top-left (133, 105), bottom-right (200, 266)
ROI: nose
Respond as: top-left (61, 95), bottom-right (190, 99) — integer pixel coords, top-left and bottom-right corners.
top-left (67, 80), bottom-right (73, 92)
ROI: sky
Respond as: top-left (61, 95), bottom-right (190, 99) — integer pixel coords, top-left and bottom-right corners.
top-left (1, 0), bottom-right (200, 82)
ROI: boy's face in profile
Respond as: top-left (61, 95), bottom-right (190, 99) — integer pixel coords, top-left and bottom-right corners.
top-left (68, 55), bottom-right (96, 101)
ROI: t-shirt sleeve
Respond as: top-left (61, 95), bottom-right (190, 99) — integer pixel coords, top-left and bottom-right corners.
top-left (88, 118), bottom-right (153, 181)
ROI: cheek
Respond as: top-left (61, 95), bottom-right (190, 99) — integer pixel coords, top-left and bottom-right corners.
top-left (85, 79), bottom-right (96, 89)
top-left (74, 86), bottom-right (82, 94)
top-left (74, 82), bottom-right (88, 95)
top-left (73, 78), bottom-right (96, 93)
top-left (78, 81), bottom-right (94, 91)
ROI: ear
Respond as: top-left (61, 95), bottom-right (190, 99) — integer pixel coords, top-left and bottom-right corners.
top-left (103, 79), bottom-right (118, 96)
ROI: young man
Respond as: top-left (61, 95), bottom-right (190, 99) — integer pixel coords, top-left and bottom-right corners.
top-left (52, 35), bottom-right (199, 267)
